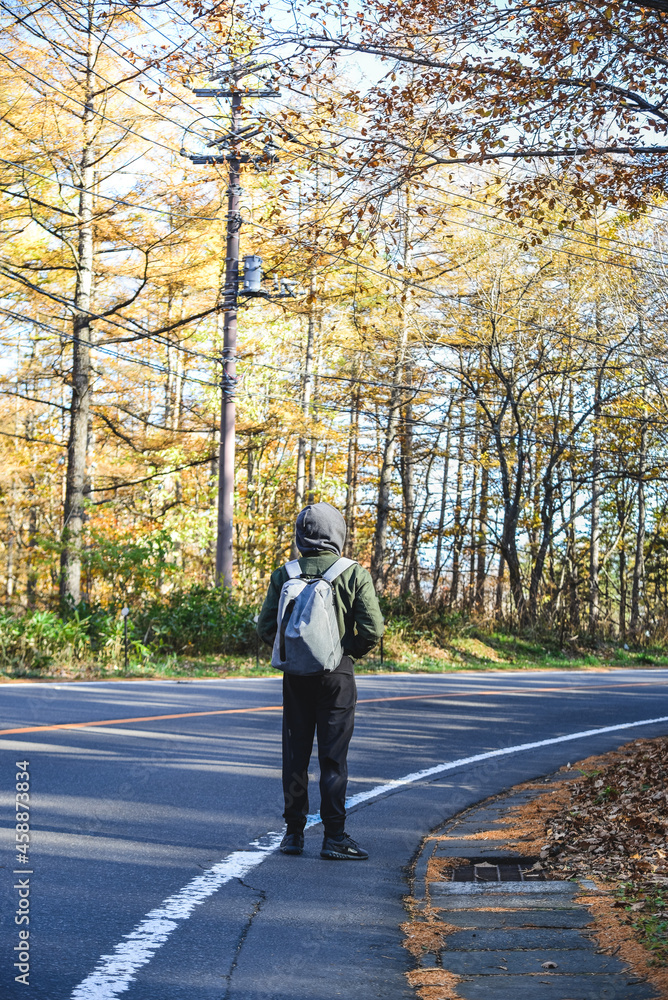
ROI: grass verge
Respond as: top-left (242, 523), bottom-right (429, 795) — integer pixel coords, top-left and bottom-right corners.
top-left (2, 631), bottom-right (668, 682)
top-left (617, 884), bottom-right (668, 968)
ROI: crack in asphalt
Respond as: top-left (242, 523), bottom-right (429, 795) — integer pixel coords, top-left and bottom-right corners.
top-left (221, 878), bottom-right (268, 1000)
top-left (62, 700), bottom-right (668, 1000)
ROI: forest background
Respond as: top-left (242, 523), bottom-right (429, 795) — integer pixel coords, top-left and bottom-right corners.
top-left (3, 0), bottom-right (668, 677)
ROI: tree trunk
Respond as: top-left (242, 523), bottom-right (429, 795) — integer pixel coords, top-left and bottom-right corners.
top-left (6, 504), bottom-right (15, 600)
top-left (467, 435), bottom-right (478, 609)
top-left (566, 383), bottom-right (580, 632)
top-left (60, 8), bottom-right (94, 607)
top-left (26, 474), bottom-right (38, 608)
top-left (495, 549), bottom-right (505, 617)
top-left (306, 314), bottom-right (321, 508)
top-left (344, 380), bottom-right (360, 558)
top-left (501, 531), bottom-right (526, 622)
top-left (291, 285), bottom-right (316, 558)
top-left (400, 395), bottom-right (416, 595)
top-left (528, 478), bottom-right (555, 622)
top-left (370, 366), bottom-right (404, 592)
top-left (619, 547), bottom-right (627, 640)
top-left (485, 380), bottom-right (528, 623)
top-left (589, 402), bottom-right (601, 636)
top-left (630, 416), bottom-right (647, 639)
top-left (307, 432), bottom-right (317, 505)
top-left (430, 402), bottom-right (453, 602)
top-left (371, 189), bottom-right (411, 593)
top-left (449, 399), bottom-right (465, 607)
top-left (166, 339), bottom-right (184, 431)
top-left (588, 365), bottom-right (602, 635)
top-left (411, 430), bottom-right (441, 597)
top-left (588, 442), bottom-right (601, 633)
top-left (475, 446), bottom-right (489, 613)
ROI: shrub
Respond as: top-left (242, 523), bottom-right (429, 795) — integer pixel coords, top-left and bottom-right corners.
top-left (379, 594), bottom-right (472, 645)
top-left (134, 586), bottom-right (256, 655)
top-left (0, 609), bottom-right (90, 671)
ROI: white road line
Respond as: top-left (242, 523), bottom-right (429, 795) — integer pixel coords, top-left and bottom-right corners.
top-left (341, 713), bottom-right (668, 810)
top-left (69, 844), bottom-right (283, 1000)
top-left (71, 713), bottom-right (668, 999)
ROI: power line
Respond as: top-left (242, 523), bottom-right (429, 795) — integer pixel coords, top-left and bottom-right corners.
top-left (0, 156), bottom-right (221, 222)
top-left (242, 211), bottom-right (668, 316)
top-left (13, 202), bottom-right (664, 389)
top-left (3, 144), bottom-right (668, 420)
top-left (258, 72), bottom-right (668, 228)
top-left (237, 381), bottom-right (668, 461)
top-left (417, 179), bottom-right (668, 268)
top-left (7, 27), bottom-right (666, 285)
top-left (129, 7), bottom-right (668, 248)
top-left (160, 1), bottom-right (241, 60)
top-left (245, 358), bottom-right (450, 399)
top-left (458, 163), bottom-right (668, 256)
top-left (0, 307), bottom-right (220, 388)
top-left (6, 114), bottom-right (662, 360)
top-left (3, 347), bottom-right (668, 459)
top-left (10, 140), bottom-right (661, 291)
top-left (412, 187), bottom-right (668, 278)
top-left (250, 182), bottom-right (668, 281)
top-left (13, 298), bottom-right (658, 427)
top-left (2, 386), bottom-right (666, 465)
top-left (0, 260), bottom-right (223, 366)
top-left (1, 7), bottom-right (215, 151)
top-left (0, 386), bottom-right (215, 436)
top-left (0, 50), bottom-right (186, 157)
top-left (54, 0), bottom-right (226, 132)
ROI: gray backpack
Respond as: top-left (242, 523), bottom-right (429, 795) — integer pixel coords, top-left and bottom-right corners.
top-left (271, 557), bottom-right (355, 674)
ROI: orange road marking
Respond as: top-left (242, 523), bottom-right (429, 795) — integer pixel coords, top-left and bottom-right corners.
top-left (0, 704), bottom-right (283, 736)
top-left (0, 679), bottom-right (666, 737)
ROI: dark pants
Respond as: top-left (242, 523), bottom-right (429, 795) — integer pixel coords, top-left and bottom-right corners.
top-left (282, 657), bottom-right (356, 838)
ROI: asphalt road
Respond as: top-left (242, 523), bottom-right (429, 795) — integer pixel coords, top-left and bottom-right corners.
top-left (1, 668), bottom-right (668, 1000)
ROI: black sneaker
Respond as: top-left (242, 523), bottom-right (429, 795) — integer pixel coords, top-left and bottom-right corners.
top-left (320, 833), bottom-right (368, 860)
top-left (280, 832), bottom-right (304, 855)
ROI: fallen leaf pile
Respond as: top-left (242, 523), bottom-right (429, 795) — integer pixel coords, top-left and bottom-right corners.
top-left (546, 737), bottom-right (668, 890)
top-left (402, 736), bottom-right (668, 1000)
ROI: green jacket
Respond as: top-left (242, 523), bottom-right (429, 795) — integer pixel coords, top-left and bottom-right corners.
top-left (256, 552), bottom-right (384, 660)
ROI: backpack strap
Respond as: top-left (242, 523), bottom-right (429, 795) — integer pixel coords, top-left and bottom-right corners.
top-left (321, 557), bottom-right (356, 583)
top-left (279, 597), bottom-right (297, 662)
top-left (284, 560), bottom-right (302, 579)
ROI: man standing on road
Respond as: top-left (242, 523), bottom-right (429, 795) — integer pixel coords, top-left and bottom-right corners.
top-left (257, 501), bottom-right (384, 860)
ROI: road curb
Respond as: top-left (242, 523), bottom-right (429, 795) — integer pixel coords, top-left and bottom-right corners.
top-left (405, 773), bottom-right (659, 999)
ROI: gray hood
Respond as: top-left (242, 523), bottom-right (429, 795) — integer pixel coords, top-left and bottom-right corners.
top-left (295, 502), bottom-right (346, 556)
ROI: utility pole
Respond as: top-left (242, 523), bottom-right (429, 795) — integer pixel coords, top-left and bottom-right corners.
top-left (217, 90), bottom-right (241, 589)
top-left (188, 64), bottom-right (279, 588)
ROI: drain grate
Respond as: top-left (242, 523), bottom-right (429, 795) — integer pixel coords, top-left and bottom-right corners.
top-left (449, 857), bottom-right (547, 882)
